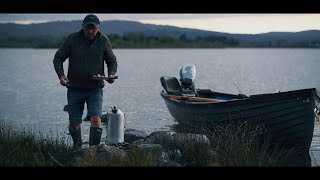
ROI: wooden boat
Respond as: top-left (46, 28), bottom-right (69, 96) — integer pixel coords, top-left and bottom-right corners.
top-left (160, 75), bottom-right (320, 152)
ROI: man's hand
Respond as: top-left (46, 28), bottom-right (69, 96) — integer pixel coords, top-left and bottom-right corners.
top-left (107, 75), bottom-right (115, 84)
top-left (59, 75), bottom-right (69, 86)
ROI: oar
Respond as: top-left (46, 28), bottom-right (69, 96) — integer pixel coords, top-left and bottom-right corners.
top-left (168, 95), bottom-right (222, 102)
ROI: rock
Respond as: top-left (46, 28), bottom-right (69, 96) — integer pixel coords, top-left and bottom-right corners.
top-left (143, 131), bottom-right (175, 144)
top-left (158, 160), bottom-right (182, 167)
top-left (68, 144), bottom-right (128, 166)
top-left (61, 130), bottom-right (211, 166)
top-left (157, 152), bottom-right (181, 166)
top-left (136, 144), bottom-right (163, 154)
top-left (143, 131), bottom-right (210, 150)
top-left (124, 129), bottom-right (148, 143)
top-left (69, 145), bottom-right (98, 166)
top-left (172, 133), bottom-right (210, 146)
top-left (95, 144), bottom-right (127, 165)
top-left (131, 139), bottom-right (145, 145)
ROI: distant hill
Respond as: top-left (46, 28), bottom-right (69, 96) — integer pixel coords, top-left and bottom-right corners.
top-left (1, 20), bottom-right (320, 47)
top-left (0, 20), bottom-right (232, 40)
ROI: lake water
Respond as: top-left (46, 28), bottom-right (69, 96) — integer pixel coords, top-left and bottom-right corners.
top-left (0, 48), bottom-right (320, 146)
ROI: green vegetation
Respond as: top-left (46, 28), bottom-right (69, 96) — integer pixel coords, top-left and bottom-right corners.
top-left (0, 118), bottom-right (310, 166)
top-left (173, 120), bottom-right (311, 166)
top-left (0, 37), bottom-right (63, 48)
top-left (1, 32), bottom-right (320, 48)
top-left (0, 32), bottom-right (239, 49)
top-left (239, 40), bottom-right (320, 48)
top-left (108, 32), bottom-right (239, 48)
top-left (0, 120), bottom-right (71, 166)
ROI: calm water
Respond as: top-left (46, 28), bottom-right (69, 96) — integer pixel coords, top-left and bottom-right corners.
top-left (0, 48), bottom-right (320, 144)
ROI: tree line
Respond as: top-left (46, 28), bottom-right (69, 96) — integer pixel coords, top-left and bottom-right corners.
top-left (0, 32), bottom-right (319, 48)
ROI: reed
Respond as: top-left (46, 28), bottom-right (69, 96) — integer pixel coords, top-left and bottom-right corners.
top-left (172, 117), bottom-right (308, 166)
top-left (0, 117), bottom-right (311, 166)
top-left (0, 119), bottom-right (71, 166)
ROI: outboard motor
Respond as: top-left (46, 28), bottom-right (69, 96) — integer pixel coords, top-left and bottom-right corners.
top-left (179, 64), bottom-right (197, 96)
top-left (106, 106), bottom-right (125, 144)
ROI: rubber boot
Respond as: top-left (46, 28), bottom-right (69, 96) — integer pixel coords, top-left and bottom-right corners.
top-left (69, 127), bottom-right (82, 149)
top-left (89, 127), bottom-right (103, 146)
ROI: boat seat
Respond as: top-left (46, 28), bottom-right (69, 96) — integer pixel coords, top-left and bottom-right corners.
top-left (160, 76), bottom-right (181, 95)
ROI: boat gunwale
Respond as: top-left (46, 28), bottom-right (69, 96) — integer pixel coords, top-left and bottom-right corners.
top-left (161, 88), bottom-right (319, 106)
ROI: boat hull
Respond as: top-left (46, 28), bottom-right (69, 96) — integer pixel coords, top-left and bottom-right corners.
top-left (161, 88), bottom-right (320, 152)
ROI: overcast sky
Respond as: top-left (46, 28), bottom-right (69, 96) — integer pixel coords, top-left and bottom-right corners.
top-left (1, 14), bottom-right (320, 34)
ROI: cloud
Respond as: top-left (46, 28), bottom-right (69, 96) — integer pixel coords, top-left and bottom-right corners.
top-left (1, 14), bottom-right (320, 34)
top-left (0, 14), bottom-right (254, 23)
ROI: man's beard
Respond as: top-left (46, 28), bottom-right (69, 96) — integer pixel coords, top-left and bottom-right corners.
top-left (85, 33), bottom-right (95, 40)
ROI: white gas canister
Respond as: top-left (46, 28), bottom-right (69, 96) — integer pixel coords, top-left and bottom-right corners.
top-left (106, 106), bottom-right (125, 144)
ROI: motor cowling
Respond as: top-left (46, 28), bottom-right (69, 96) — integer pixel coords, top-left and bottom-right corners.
top-left (179, 64), bottom-right (197, 96)
top-left (106, 106), bottom-right (125, 144)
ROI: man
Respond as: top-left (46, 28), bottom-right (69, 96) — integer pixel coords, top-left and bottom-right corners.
top-left (53, 14), bottom-right (117, 149)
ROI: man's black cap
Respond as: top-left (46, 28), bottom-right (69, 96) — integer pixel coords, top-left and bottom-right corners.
top-left (83, 14), bottom-right (100, 27)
